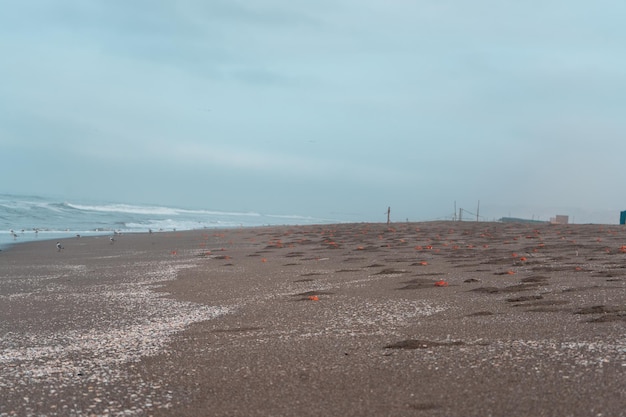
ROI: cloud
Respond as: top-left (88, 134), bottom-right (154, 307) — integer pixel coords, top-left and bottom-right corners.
top-left (140, 142), bottom-right (418, 188)
top-left (2, 0), bottom-right (626, 220)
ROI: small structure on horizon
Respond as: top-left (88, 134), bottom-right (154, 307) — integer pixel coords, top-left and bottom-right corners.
top-left (550, 215), bottom-right (569, 225)
top-left (620, 211), bottom-right (626, 225)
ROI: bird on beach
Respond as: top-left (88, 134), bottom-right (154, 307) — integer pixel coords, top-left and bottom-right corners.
top-left (110, 237), bottom-right (115, 244)
top-left (56, 242), bottom-right (64, 251)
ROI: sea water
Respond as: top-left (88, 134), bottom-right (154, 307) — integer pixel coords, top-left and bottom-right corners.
top-left (0, 194), bottom-right (339, 249)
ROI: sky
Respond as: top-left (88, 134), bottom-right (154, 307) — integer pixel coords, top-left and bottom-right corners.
top-left (1, 0), bottom-right (626, 224)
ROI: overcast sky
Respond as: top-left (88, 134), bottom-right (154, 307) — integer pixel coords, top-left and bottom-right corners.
top-left (1, 1), bottom-right (625, 223)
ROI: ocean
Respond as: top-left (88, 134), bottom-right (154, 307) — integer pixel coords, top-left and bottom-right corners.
top-left (0, 194), bottom-right (340, 249)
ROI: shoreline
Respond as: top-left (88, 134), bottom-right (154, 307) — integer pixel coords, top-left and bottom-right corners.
top-left (0, 222), bottom-right (344, 252)
top-left (1, 218), bottom-right (622, 251)
top-left (1, 221), bottom-right (624, 416)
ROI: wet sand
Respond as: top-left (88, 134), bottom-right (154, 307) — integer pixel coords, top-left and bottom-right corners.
top-left (1, 222), bottom-right (625, 416)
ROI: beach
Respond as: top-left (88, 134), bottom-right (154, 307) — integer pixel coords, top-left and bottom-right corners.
top-left (1, 221), bottom-right (624, 416)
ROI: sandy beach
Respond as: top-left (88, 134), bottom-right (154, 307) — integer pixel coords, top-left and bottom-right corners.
top-left (1, 221), bottom-right (624, 416)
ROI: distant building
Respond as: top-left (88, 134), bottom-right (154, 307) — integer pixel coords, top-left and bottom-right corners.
top-left (550, 215), bottom-right (569, 225)
top-left (620, 211), bottom-right (626, 225)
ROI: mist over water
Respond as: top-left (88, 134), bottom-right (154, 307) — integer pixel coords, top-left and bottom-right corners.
top-left (0, 194), bottom-right (341, 249)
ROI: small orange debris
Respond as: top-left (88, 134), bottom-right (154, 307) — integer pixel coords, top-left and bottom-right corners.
top-left (415, 245), bottom-right (423, 250)
top-left (261, 258), bottom-right (267, 263)
top-left (308, 295), bottom-right (319, 301)
top-left (519, 257), bottom-right (527, 261)
top-left (507, 270), bottom-right (515, 275)
top-left (512, 253), bottom-right (518, 258)
top-left (356, 246), bottom-right (365, 250)
top-left (434, 280), bottom-right (448, 287)
top-left (419, 261), bottom-right (428, 266)
top-left (171, 250), bottom-right (177, 255)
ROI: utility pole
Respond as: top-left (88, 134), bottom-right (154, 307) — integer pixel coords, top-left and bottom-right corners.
top-left (476, 200), bottom-right (480, 222)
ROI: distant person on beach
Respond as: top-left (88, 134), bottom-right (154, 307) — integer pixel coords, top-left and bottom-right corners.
top-left (387, 207), bottom-right (391, 225)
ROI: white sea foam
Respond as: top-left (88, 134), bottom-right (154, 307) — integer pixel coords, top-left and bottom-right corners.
top-left (0, 193), bottom-right (341, 249)
top-left (66, 202), bottom-right (183, 216)
top-left (66, 202), bottom-right (265, 218)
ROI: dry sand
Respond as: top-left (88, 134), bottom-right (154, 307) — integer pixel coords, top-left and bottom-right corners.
top-left (0, 221), bottom-right (624, 416)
